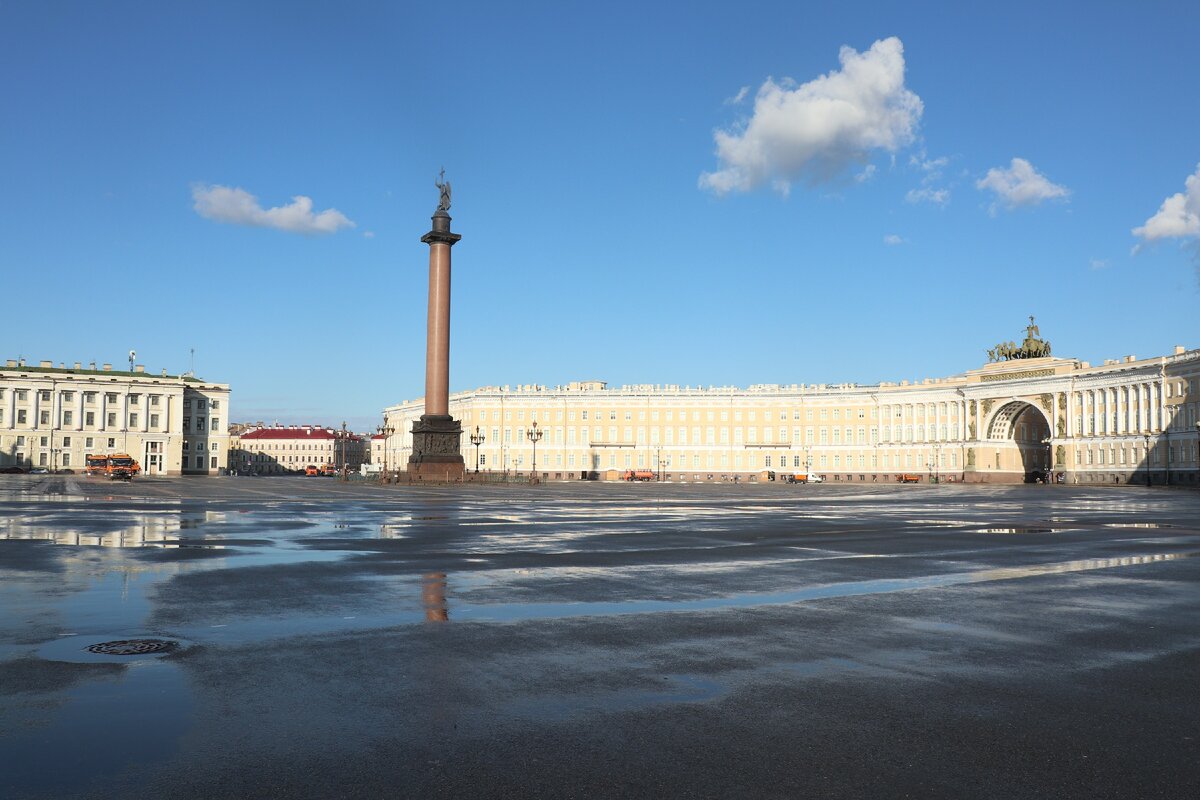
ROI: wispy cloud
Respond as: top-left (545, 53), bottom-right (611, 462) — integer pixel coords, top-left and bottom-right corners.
top-left (1089, 258), bottom-right (1109, 270)
top-left (904, 149), bottom-right (952, 204)
top-left (724, 85), bottom-right (750, 105)
top-left (192, 184), bottom-right (355, 235)
top-left (905, 187), bottom-right (949, 205)
top-left (884, 234), bottom-right (904, 245)
top-left (699, 37), bottom-right (923, 196)
top-left (1132, 163), bottom-right (1200, 252)
top-left (976, 158), bottom-right (1069, 214)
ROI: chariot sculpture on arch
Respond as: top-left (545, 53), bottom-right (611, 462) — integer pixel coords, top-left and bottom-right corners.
top-left (986, 315), bottom-right (1052, 362)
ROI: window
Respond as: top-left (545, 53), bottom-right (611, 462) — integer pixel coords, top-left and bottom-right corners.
top-left (183, 441), bottom-right (190, 451)
top-left (197, 456), bottom-right (206, 469)
top-left (129, 414), bottom-right (138, 428)
top-left (210, 400), bottom-right (219, 409)
top-left (85, 411), bottom-right (94, 426)
top-left (85, 392), bottom-right (96, 403)
top-left (63, 453), bottom-right (71, 466)
top-left (62, 391), bottom-right (74, 402)
top-left (85, 437), bottom-right (93, 448)
top-left (63, 436), bottom-right (71, 446)
top-left (211, 442), bottom-right (218, 452)
top-left (17, 389), bottom-right (28, 401)
top-left (39, 410), bottom-right (49, 425)
top-left (107, 438), bottom-right (115, 448)
top-left (129, 395), bottom-right (139, 406)
top-left (39, 390), bottom-right (51, 401)
top-left (211, 457), bottom-right (217, 469)
top-left (196, 417), bottom-right (205, 430)
top-left (183, 416), bottom-right (191, 431)
top-left (17, 410), bottom-right (26, 424)
top-left (105, 393), bottom-right (117, 403)
top-left (150, 395), bottom-right (160, 407)
top-left (211, 418), bottom-right (220, 431)
top-left (107, 413), bottom-right (117, 427)
top-left (150, 414), bottom-right (159, 428)
top-left (16, 435), bottom-right (25, 446)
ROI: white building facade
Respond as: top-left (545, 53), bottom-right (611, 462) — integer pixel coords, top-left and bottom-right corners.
top-left (383, 346), bottom-right (1200, 485)
top-left (0, 359), bottom-right (230, 475)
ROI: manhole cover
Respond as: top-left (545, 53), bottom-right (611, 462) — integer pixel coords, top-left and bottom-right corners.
top-left (85, 638), bottom-right (178, 656)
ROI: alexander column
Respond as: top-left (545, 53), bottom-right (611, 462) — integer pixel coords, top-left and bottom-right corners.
top-left (408, 170), bottom-right (465, 480)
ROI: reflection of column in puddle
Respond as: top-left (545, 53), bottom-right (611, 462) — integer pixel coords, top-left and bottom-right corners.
top-left (421, 572), bottom-right (449, 622)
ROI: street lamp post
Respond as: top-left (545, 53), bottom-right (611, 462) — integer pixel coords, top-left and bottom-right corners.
top-left (1163, 429), bottom-right (1171, 486)
top-left (1143, 432), bottom-right (1152, 487)
top-left (377, 422), bottom-right (395, 482)
top-left (470, 425), bottom-right (485, 474)
top-left (527, 421), bottom-right (543, 483)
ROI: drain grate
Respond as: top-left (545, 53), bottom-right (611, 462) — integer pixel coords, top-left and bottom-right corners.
top-left (85, 639), bottom-right (178, 656)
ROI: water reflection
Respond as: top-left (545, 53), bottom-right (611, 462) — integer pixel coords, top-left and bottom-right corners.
top-left (0, 511), bottom-right (226, 549)
top-left (422, 572), bottom-right (449, 622)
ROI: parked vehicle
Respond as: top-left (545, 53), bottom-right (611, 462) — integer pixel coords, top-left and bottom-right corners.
top-left (85, 454), bottom-right (110, 476)
top-left (107, 454), bottom-right (141, 479)
top-left (304, 465), bottom-right (320, 476)
top-left (897, 473), bottom-right (922, 483)
top-left (622, 469), bottom-right (655, 481)
top-left (29, 467), bottom-right (49, 474)
top-left (785, 473), bottom-right (823, 484)
top-left (321, 464), bottom-right (338, 477)
top-left (0, 466), bottom-right (27, 474)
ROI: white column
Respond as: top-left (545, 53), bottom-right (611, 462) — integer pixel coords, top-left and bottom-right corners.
top-left (76, 392), bottom-right (84, 431)
top-left (31, 389), bottom-right (40, 430)
top-left (99, 393), bottom-right (107, 432)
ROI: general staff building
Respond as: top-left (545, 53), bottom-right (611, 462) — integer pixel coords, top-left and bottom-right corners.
top-left (384, 345), bottom-right (1200, 485)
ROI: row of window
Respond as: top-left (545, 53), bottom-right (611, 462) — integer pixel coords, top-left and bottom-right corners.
top-left (463, 404), bottom-right (969, 425)
top-left (1, 389), bottom-right (219, 410)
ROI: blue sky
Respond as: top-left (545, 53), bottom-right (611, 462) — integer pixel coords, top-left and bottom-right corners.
top-left (2, 1), bottom-right (1198, 432)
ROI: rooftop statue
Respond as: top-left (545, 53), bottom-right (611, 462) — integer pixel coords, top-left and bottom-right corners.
top-left (435, 168), bottom-right (451, 212)
top-left (987, 316), bottom-right (1051, 362)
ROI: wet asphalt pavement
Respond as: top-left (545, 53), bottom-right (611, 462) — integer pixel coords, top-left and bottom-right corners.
top-left (1, 476), bottom-right (1198, 799)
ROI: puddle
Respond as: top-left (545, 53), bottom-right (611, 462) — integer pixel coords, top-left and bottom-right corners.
top-left (1104, 523), bottom-right (1174, 529)
top-left (429, 549), bottom-right (1196, 624)
top-left (974, 527), bottom-right (1075, 534)
top-left (1, 659), bottom-right (193, 796)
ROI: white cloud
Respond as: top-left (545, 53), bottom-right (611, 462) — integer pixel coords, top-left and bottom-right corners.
top-left (976, 158), bottom-right (1069, 213)
top-left (699, 36), bottom-right (923, 195)
top-left (363, 231), bottom-right (376, 239)
top-left (192, 184), bottom-right (355, 235)
top-left (1132, 163), bottom-right (1200, 247)
top-left (883, 234), bottom-right (904, 245)
top-left (855, 164), bottom-right (877, 183)
top-left (905, 187), bottom-right (949, 205)
top-left (1089, 258), bottom-right (1108, 270)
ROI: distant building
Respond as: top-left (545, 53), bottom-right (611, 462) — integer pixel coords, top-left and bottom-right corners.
top-left (229, 425), bottom-right (368, 474)
top-left (0, 357), bottom-right (230, 475)
top-left (383, 345), bottom-right (1200, 485)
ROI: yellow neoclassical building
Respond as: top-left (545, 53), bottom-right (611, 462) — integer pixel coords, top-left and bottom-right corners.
top-left (383, 343), bottom-right (1200, 485)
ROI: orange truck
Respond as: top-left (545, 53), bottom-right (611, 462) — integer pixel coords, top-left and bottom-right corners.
top-left (622, 469), bottom-right (655, 481)
top-left (897, 473), bottom-right (922, 483)
top-left (321, 464), bottom-right (337, 476)
top-left (785, 473), bottom-right (823, 484)
top-left (87, 453), bottom-right (140, 479)
top-left (304, 465), bottom-right (320, 476)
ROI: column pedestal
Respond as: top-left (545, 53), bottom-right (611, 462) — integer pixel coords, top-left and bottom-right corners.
top-left (408, 414), bottom-right (465, 480)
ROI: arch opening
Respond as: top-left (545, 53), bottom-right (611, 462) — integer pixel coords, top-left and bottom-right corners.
top-left (986, 401), bottom-right (1052, 480)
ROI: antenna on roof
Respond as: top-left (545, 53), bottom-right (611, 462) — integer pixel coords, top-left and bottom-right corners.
top-left (128, 350), bottom-right (136, 372)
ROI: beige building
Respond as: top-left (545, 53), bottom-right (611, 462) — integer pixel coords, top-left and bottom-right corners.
top-left (0, 358), bottom-right (230, 475)
top-left (383, 345), bottom-right (1200, 485)
top-left (229, 425), bottom-right (368, 474)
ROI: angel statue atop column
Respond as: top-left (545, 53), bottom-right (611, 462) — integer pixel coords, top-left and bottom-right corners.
top-left (435, 168), bottom-right (451, 212)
